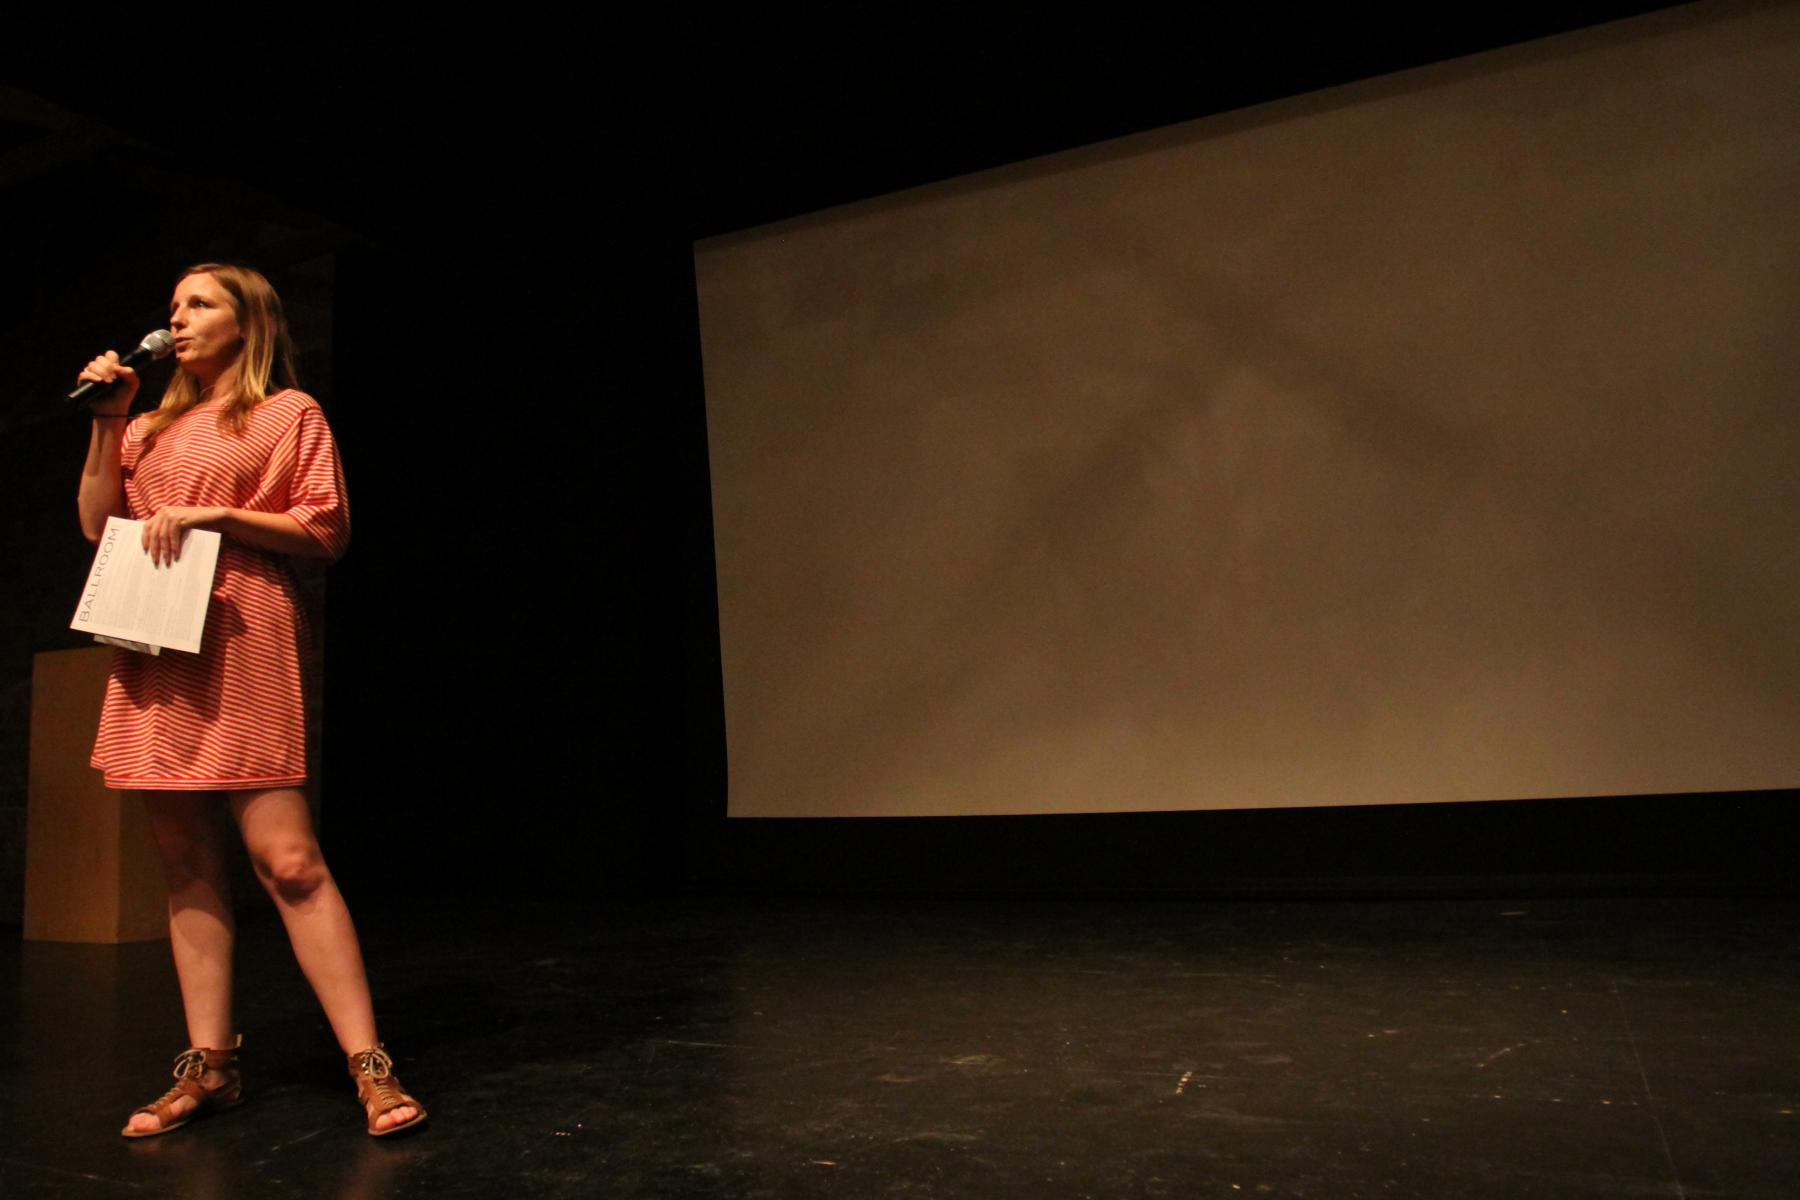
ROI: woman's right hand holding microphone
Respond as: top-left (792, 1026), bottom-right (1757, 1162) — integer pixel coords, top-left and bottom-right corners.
top-left (78, 350), bottom-right (139, 418)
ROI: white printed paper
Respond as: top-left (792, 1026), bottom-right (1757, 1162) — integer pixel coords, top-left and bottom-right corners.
top-left (71, 517), bottom-right (220, 654)
top-left (93, 633), bottom-right (162, 656)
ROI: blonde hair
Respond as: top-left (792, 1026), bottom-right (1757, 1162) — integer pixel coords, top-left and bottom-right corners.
top-left (142, 263), bottom-right (298, 443)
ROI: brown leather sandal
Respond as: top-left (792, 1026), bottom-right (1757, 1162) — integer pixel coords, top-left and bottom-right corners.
top-left (348, 1044), bottom-right (428, 1137)
top-left (120, 1036), bottom-right (243, 1138)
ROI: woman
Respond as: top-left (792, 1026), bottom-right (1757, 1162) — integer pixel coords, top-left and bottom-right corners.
top-left (76, 263), bottom-right (426, 1138)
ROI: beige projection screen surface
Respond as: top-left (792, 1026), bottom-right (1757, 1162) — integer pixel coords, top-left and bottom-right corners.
top-left (698, 4), bottom-right (1800, 819)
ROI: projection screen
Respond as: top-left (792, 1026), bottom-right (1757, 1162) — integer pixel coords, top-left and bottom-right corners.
top-left (697, 2), bottom-right (1800, 818)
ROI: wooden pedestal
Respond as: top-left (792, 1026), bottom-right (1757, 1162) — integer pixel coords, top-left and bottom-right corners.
top-left (24, 646), bottom-right (167, 943)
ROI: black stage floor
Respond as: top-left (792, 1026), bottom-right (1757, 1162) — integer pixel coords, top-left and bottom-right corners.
top-left (3, 894), bottom-right (1797, 1198)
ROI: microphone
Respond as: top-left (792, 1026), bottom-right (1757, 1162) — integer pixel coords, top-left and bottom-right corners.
top-left (67, 329), bottom-right (176, 405)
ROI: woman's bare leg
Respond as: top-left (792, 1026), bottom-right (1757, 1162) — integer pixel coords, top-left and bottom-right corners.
top-left (231, 787), bottom-right (417, 1131)
top-left (127, 790), bottom-right (236, 1133)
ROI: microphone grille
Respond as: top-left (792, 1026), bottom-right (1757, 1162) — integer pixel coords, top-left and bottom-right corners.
top-left (139, 329), bottom-right (176, 360)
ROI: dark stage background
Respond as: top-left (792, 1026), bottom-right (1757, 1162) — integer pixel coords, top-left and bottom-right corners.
top-left (2, 6), bottom-right (1793, 919)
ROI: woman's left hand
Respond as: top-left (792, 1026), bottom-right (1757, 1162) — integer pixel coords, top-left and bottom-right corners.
top-left (142, 506), bottom-right (230, 567)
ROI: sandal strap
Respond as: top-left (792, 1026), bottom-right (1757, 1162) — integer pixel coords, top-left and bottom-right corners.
top-left (172, 1048), bottom-right (207, 1081)
top-left (129, 1039), bottom-right (243, 1126)
top-left (133, 1076), bottom-right (207, 1121)
top-left (350, 1045), bottom-right (396, 1080)
top-left (173, 1036), bottom-right (240, 1081)
top-left (348, 1045), bottom-right (418, 1115)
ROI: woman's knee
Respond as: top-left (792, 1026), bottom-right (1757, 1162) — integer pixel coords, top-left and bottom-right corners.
top-left (143, 803), bottom-right (226, 889)
top-left (253, 841), bottom-right (330, 901)
top-left (233, 789), bottom-right (330, 902)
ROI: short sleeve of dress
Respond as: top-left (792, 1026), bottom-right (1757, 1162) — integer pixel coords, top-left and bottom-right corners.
top-left (258, 397), bottom-right (352, 559)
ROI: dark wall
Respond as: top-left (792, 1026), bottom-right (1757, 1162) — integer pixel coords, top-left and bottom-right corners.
top-left (316, 235), bottom-right (704, 897)
top-left (691, 793), bottom-right (1800, 899)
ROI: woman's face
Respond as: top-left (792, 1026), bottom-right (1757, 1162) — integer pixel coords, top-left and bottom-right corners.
top-left (168, 273), bottom-right (243, 382)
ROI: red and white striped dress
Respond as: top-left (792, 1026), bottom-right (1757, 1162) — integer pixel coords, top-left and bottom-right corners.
top-left (91, 389), bottom-right (350, 790)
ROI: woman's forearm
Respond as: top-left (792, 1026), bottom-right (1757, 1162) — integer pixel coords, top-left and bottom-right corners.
top-left (213, 508), bottom-right (332, 557)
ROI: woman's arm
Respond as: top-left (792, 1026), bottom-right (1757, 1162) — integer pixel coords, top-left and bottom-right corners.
top-left (140, 506), bottom-right (332, 566)
top-left (76, 354), bottom-right (137, 542)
